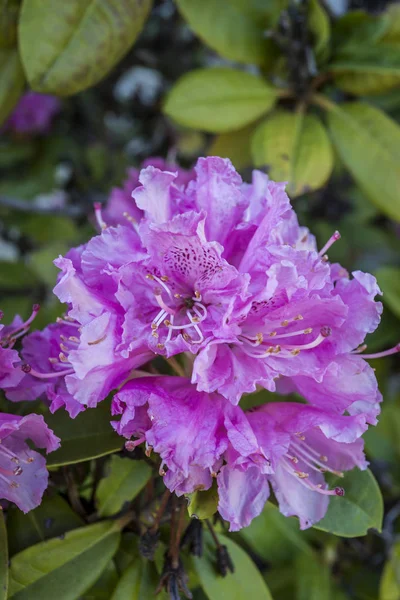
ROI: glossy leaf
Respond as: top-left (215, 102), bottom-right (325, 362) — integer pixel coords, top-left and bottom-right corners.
top-left (174, 0), bottom-right (282, 66)
top-left (0, 0), bottom-right (20, 48)
top-left (96, 455), bottom-right (152, 517)
top-left (308, 0), bottom-right (330, 60)
top-left (331, 46), bottom-right (400, 95)
top-left (7, 494), bottom-right (84, 557)
top-left (314, 468), bottom-right (383, 537)
top-left (326, 100), bottom-right (400, 221)
top-left (111, 559), bottom-right (167, 600)
top-left (187, 482), bottom-right (219, 520)
top-left (208, 123), bottom-right (255, 170)
top-left (238, 502), bottom-right (311, 566)
top-left (19, 0), bottom-right (152, 95)
top-left (164, 68), bottom-right (277, 133)
top-left (193, 532), bottom-right (273, 599)
top-left (380, 542), bottom-right (400, 600)
top-left (0, 510), bottom-right (8, 600)
top-left (81, 561), bottom-right (119, 600)
top-left (0, 47), bottom-right (25, 125)
top-left (252, 110), bottom-right (333, 196)
top-left (45, 400), bottom-right (123, 467)
top-left (8, 520), bottom-right (121, 599)
top-left (375, 267), bottom-right (400, 320)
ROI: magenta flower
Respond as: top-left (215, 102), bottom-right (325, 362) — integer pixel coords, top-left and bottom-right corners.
top-left (0, 307), bottom-right (40, 390)
top-left (103, 158), bottom-right (195, 227)
top-left (0, 412), bottom-right (60, 512)
top-left (6, 319), bottom-right (85, 418)
top-left (4, 92), bottom-right (61, 135)
top-left (111, 376), bottom-right (367, 530)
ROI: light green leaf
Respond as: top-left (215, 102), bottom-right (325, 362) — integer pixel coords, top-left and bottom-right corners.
top-left (174, 0), bottom-right (282, 66)
top-left (380, 542), bottom-right (400, 600)
top-left (375, 267), bottom-right (400, 319)
top-left (331, 46), bottom-right (400, 95)
top-left (7, 494), bottom-right (84, 557)
top-left (325, 100), bottom-right (400, 221)
top-left (208, 123), bottom-right (255, 170)
top-left (30, 242), bottom-right (69, 287)
top-left (45, 400), bottom-right (123, 468)
top-left (0, 47), bottom-right (25, 125)
top-left (187, 482), bottom-right (219, 520)
top-left (308, 0), bottom-right (330, 60)
top-left (295, 550), bottom-right (332, 600)
top-left (332, 10), bottom-right (387, 50)
top-left (0, 510), bottom-right (8, 600)
top-left (111, 559), bottom-right (167, 600)
top-left (238, 502), bottom-right (311, 566)
top-left (19, 0), bottom-right (152, 95)
top-left (81, 561), bottom-right (119, 600)
top-left (252, 110), bottom-right (333, 196)
top-left (193, 532), bottom-right (273, 600)
top-left (96, 455), bottom-right (152, 517)
top-left (8, 520), bottom-right (122, 599)
top-left (314, 468), bottom-right (383, 537)
top-left (164, 68), bottom-right (277, 133)
top-left (0, 0), bottom-right (20, 48)
top-left (380, 4), bottom-right (400, 46)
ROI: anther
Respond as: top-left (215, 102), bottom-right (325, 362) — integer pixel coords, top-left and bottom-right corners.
top-left (296, 471), bottom-right (309, 479)
top-left (160, 276), bottom-right (169, 282)
top-left (281, 320), bottom-right (289, 327)
top-left (269, 331), bottom-right (277, 337)
top-left (304, 328), bottom-right (313, 334)
top-left (291, 349), bottom-right (300, 356)
top-left (294, 315), bottom-right (303, 321)
top-left (157, 343), bottom-right (165, 350)
top-left (146, 274), bottom-right (154, 280)
top-left (59, 352), bottom-right (68, 362)
top-left (194, 291), bottom-right (201, 300)
top-left (174, 293), bottom-right (181, 298)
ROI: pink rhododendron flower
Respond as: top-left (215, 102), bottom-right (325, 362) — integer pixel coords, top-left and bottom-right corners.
top-left (4, 92), bottom-right (61, 135)
top-left (111, 376), bottom-right (367, 530)
top-left (0, 413), bottom-right (60, 512)
top-left (41, 157), bottom-right (391, 420)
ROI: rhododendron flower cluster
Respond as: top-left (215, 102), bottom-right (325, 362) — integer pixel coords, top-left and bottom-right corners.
top-left (2, 157), bottom-right (398, 528)
top-left (3, 91), bottom-right (61, 135)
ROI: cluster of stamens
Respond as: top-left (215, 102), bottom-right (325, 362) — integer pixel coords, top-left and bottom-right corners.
top-left (282, 432), bottom-right (345, 497)
top-left (146, 274), bottom-right (208, 351)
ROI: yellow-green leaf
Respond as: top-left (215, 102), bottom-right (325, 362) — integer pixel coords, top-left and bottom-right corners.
top-left (96, 455), bottom-right (152, 517)
top-left (308, 0), bottom-right (330, 60)
top-left (8, 520), bottom-right (121, 599)
top-left (331, 46), bottom-right (400, 95)
top-left (252, 109), bottom-right (334, 196)
top-left (164, 68), bottom-right (277, 133)
top-left (0, 0), bottom-right (20, 48)
top-left (380, 542), bottom-right (400, 600)
top-left (187, 482), bottom-right (219, 520)
top-left (193, 532), bottom-right (273, 600)
top-left (0, 510), bottom-right (8, 600)
top-left (174, 0), bottom-right (282, 67)
top-left (325, 99), bottom-right (400, 221)
top-left (0, 47), bottom-right (25, 125)
top-left (18, 0), bottom-right (152, 95)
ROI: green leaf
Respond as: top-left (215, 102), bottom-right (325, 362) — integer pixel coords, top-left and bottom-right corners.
top-left (187, 482), bottom-right (219, 520)
top-left (174, 0), bottom-right (282, 66)
top-left (314, 468), bottom-right (383, 537)
top-left (0, 510), bottom-right (8, 600)
top-left (0, 260), bottom-right (39, 290)
top-left (7, 494), bottom-right (84, 557)
top-left (208, 123), bottom-right (255, 170)
top-left (375, 267), bottom-right (400, 320)
top-left (238, 502), bottom-right (311, 566)
top-left (331, 46), bottom-right (400, 95)
top-left (45, 400), bottom-right (123, 468)
top-left (19, 0), bottom-right (152, 95)
top-left (96, 455), bottom-right (152, 517)
top-left (8, 520), bottom-right (122, 599)
top-left (308, 0), bottom-right (330, 60)
top-left (0, 0), bottom-right (20, 48)
top-left (193, 532), bottom-right (273, 600)
top-left (380, 541), bottom-right (400, 600)
top-left (0, 47), bottom-right (25, 125)
top-left (295, 550), bottom-right (331, 600)
top-left (30, 242), bottom-right (69, 287)
top-left (111, 559), bottom-right (168, 600)
top-left (325, 100), bottom-right (400, 221)
top-left (164, 68), bottom-right (277, 133)
top-left (252, 110), bottom-right (333, 196)
top-left (380, 4), bottom-right (400, 46)
top-left (81, 561), bottom-right (119, 600)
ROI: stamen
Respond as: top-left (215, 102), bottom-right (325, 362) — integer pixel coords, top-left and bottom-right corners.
top-left (94, 202), bottom-right (107, 230)
top-left (152, 275), bottom-right (174, 300)
top-left (269, 328), bottom-right (313, 340)
top-left (21, 364), bottom-right (74, 379)
top-left (87, 333), bottom-right (107, 346)
top-left (125, 436), bottom-right (145, 451)
top-left (282, 328), bottom-right (330, 351)
top-left (318, 230), bottom-right (341, 258)
top-left (155, 295), bottom-right (177, 316)
top-left (354, 343), bottom-right (400, 360)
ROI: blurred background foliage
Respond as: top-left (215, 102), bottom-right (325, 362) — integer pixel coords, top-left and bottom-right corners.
top-left (1, 0), bottom-right (400, 599)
